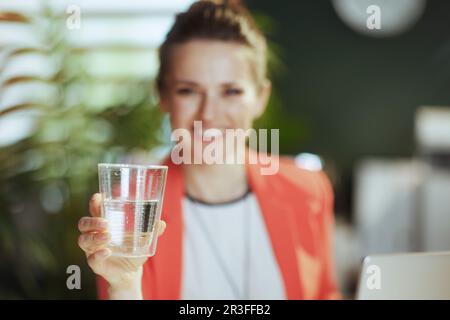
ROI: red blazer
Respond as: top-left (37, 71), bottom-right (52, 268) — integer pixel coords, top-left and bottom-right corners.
top-left (97, 152), bottom-right (341, 299)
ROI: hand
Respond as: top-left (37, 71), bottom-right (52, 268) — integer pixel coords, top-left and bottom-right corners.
top-left (78, 193), bottom-right (166, 293)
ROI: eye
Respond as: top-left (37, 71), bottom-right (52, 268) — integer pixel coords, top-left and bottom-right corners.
top-left (224, 88), bottom-right (243, 96)
top-left (176, 87), bottom-right (195, 95)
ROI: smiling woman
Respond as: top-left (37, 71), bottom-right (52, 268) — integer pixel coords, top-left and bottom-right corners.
top-left (78, 0), bottom-right (341, 300)
top-left (160, 40), bottom-right (270, 140)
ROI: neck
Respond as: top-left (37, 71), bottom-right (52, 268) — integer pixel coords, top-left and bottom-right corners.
top-left (182, 163), bottom-right (248, 204)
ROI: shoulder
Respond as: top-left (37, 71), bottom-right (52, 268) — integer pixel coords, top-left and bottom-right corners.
top-left (274, 155), bottom-right (333, 205)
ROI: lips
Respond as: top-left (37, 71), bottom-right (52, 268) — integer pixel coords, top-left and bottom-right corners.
top-left (192, 125), bottom-right (225, 140)
top-left (203, 128), bottom-right (224, 139)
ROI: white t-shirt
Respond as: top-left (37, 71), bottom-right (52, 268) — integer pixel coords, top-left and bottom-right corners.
top-left (180, 192), bottom-right (286, 300)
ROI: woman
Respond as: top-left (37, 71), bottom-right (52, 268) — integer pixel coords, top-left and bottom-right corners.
top-left (78, 0), bottom-right (340, 300)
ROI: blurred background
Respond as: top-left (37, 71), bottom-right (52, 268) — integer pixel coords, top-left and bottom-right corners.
top-left (0, 0), bottom-right (449, 299)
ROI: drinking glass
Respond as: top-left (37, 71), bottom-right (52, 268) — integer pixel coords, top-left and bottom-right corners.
top-left (98, 164), bottom-right (167, 257)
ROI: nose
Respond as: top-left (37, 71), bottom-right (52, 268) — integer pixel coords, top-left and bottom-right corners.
top-left (199, 92), bottom-right (218, 122)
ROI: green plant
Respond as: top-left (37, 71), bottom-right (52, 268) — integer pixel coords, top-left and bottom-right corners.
top-left (0, 5), bottom-right (164, 299)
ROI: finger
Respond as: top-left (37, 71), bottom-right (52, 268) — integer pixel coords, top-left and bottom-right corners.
top-left (156, 220), bottom-right (166, 237)
top-left (78, 217), bottom-right (108, 233)
top-left (87, 248), bottom-right (111, 274)
top-left (89, 193), bottom-right (102, 217)
top-left (78, 232), bottom-right (110, 253)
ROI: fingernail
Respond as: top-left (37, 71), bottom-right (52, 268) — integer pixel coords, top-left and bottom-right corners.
top-left (99, 233), bottom-right (109, 240)
top-left (91, 193), bottom-right (100, 204)
top-left (98, 220), bottom-right (108, 228)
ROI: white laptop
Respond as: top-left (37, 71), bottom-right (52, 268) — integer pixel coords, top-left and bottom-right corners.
top-left (356, 251), bottom-right (450, 300)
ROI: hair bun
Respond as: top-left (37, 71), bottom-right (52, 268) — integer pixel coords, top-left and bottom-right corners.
top-left (205, 0), bottom-right (248, 12)
top-left (210, 0), bottom-right (244, 6)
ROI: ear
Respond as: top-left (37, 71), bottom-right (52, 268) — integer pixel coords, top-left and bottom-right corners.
top-left (253, 79), bottom-right (272, 119)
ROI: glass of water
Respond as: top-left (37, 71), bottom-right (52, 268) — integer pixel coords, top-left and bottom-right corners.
top-left (98, 163), bottom-right (168, 258)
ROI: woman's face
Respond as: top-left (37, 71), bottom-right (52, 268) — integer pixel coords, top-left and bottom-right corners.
top-left (159, 40), bottom-right (271, 159)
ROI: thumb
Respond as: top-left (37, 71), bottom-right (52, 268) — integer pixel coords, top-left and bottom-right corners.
top-left (87, 248), bottom-right (111, 274)
top-left (156, 220), bottom-right (166, 237)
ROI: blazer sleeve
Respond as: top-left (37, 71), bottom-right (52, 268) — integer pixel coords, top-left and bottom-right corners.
top-left (316, 171), bottom-right (341, 300)
top-left (96, 275), bottom-right (109, 300)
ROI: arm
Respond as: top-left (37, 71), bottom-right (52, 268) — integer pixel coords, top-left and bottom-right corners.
top-left (97, 271), bottom-right (143, 300)
top-left (316, 171), bottom-right (341, 300)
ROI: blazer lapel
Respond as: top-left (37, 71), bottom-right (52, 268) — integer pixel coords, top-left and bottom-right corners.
top-left (143, 158), bottom-right (184, 299)
top-left (246, 155), bottom-right (305, 299)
